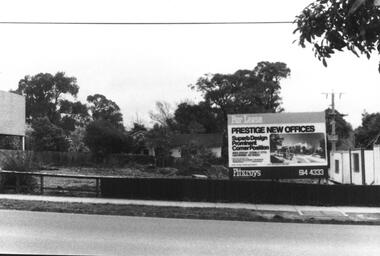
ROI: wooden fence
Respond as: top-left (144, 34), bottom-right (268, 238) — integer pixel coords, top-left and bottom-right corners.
top-left (101, 178), bottom-right (380, 206)
top-left (0, 149), bottom-right (155, 167)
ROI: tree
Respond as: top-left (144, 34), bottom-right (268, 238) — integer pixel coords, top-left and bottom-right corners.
top-left (84, 120), bottom-right (131, 158)
top-left (325, 108), bottom-right (354, 149)
top-left (0, 135), bottom-right (22, 150)
top-left (87, 94), bottom-right (124, 129)
top-left (355, 111), bottom-right (380, 148)
top-left (129, 122), bottom-right (148, 154)
top-left (174, 101), bottom-right (223, 134)
top-left (294, 0), bottom-right (380, 71)
top-left (67, 126), bottom-right (89, 152)
top-left (149, 101), bottom-right (176, 129)
top-left (191, 62), bottom-right (290, 118)
top-left (145, 124), bottom-right (174, 166)
top-left (14, 72), bottom-right (82, 127)
top-left (30, 117), bottom-right (69, 152)
top-left (191, 62), bottom-right (290, 161)
top-left (59, 100), bottom-right (90, 131)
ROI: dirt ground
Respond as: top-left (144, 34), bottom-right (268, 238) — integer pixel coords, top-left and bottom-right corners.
top-left (1, 165), bottom-right (190, 197)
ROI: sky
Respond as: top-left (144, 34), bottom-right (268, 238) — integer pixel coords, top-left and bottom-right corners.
top-left (0, 0), bottom-right (379, 129)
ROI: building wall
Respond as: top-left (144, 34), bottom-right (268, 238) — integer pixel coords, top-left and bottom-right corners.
top-left (331, 148), bottom-right (380, 185)
top-left (210, 147), bottom-right (222, 158)
top-left (374, 146), bottom-right (380, 185)
top-left (342, 152), bottom-right (351, 184)
top-left (350, 149), bottom-right (363, 185)
top-left (170, 147), bottom-right (181, 158)
top-left (330, 152), bottom-right (343, 183)
top-left (364, 150), bottom-right (375, 185)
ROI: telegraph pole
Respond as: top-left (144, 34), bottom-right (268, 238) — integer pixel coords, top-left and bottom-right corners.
top-left (323, 92), bottom-right (344, 154)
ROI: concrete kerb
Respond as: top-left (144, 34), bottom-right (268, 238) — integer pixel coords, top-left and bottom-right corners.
top-left (1, 194), bottom-right (380, 216)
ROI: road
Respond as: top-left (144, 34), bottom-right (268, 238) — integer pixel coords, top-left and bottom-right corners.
top-left (0, 209), bottom-right (379, 256)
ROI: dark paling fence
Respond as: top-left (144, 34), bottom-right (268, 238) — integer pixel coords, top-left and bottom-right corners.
top-left (101, 178), bottom-right (380, 206)
top-left (0, 149), bottom-right (155, 167)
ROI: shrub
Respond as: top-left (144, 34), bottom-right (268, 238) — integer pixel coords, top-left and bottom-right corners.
top-left (174, 142), bottom-right (225, 177)
top-left (0, 151), bottom-right (39, 192)
top-left (84, 120), bottom-right (132, 160)
top-left (31, 117), bottom-right (69, 152)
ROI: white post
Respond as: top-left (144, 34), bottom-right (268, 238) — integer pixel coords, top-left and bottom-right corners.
top-left (22, 136), bottom-right (25, 151)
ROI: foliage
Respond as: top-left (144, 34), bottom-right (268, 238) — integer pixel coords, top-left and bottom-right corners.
top-left (294, 0), bottom-right (380, 71)
top-left (174, 142), bottom-right (221, 176)
top-left (355, 111), bottom-right (380, 148)
top-left (0, 151), bottom-right (40, 172)
top-left (325, 108), bottom-right (354, 149)
top-left (84, 120), bottom-right (132, 159)
top-left (24, 124), bottom-right (34, 151)
top-left (145, 124), bottom-right (174, 166)
top-left (0, 151), bottom-right (39, 192)
top-left (129, 122), bottom-right (148, 154)
top-left (59, 100), bottom-right (90, 131)
top-left (149, 101), bottom-right (176, 129)
top-left (31, 117), bottom-right (70, 152)
top-left (68, 126), bottom-right (89, 152)
top-left (14, 72), bottom-right (88, 131)
top-left (174, 101), bottom-right (223, 133)
top-left (190, 62), bottom-right (290, 161)
top-left (191, 62), bottom-right (290, 117)
top-left (0, 135), bottom-right (22, 150)
top-left (87, 94), bottom-right (124, 129)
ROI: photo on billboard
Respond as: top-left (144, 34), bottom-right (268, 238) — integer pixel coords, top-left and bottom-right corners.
top-left (269, 133), bottom-right (326, 165)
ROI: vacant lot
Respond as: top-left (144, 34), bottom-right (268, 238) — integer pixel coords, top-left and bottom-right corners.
top-left (1, 165), bottom-right (213, 196)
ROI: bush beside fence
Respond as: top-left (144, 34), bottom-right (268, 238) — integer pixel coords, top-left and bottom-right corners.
top-left (100, 178), bottom-right (380, 206)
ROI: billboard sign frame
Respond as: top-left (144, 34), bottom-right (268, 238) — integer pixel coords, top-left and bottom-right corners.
top-left (0, 90), bottom-right (25, 137)
top-left (227, 112), bottom-right (328, 179)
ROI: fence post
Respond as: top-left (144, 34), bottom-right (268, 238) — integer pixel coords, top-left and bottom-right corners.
top-left (361, 148), bottom-right (366, 185)
top-left (96, 178), bottom-right (100, 197)
top-left (40, 175), bottom-right (44, 194)
top-left (15, 174), bottom-right (20, 193)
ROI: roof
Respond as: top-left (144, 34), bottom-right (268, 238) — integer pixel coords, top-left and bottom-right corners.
top-left (171, 133), bottom-right (223, 148)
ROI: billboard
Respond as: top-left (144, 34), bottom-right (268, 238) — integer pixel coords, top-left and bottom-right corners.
top-left (0, 90), bottom-right (25, 136)
top-left (228, 112), bottom-right (327, 179)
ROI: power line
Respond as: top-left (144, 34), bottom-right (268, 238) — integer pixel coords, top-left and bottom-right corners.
top-left (0, 21), bottom-right (294, 25)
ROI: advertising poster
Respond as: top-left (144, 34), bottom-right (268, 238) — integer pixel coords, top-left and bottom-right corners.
top-left (227, 112), bottom-right (327, 179)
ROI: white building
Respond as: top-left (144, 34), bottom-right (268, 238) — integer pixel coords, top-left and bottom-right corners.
top-left (330, 145), bottom-right (380, 185)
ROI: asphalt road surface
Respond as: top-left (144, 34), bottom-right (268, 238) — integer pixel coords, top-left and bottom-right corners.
top-left (0, 209), bottom-right (379, 256)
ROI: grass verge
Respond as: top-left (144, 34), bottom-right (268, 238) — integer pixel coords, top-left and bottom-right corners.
top-left (0, 199), bottom-right (379, 225)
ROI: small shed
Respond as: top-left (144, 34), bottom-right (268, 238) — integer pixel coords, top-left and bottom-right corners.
top-left (330, 145), bottom-right (380, 185)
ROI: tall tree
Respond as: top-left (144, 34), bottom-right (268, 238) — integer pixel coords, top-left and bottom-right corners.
top-left (59, 100), bottom-right (90, 132)
top-left (174, 101), bottom-right (223, 134)
top-left (149, 101), bottom-right (176, 129)
top-left (87, 94), bottom-right (124, 129)
top-left (355, 111), bottom-right (380, 148)
top-left (14, 72), bottom-right (81, 126)
top-left (191, 62), bottom-right (290, 118)
top-left (294, 0), bottom-right (380, 71)
top-left (191, 62), bottom-right (290, 161)
top-left (84, 119), bottom-right (131, 158)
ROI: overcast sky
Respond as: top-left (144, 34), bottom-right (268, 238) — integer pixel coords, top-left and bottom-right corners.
top-left (0, 0), bottom-right (379, 129)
